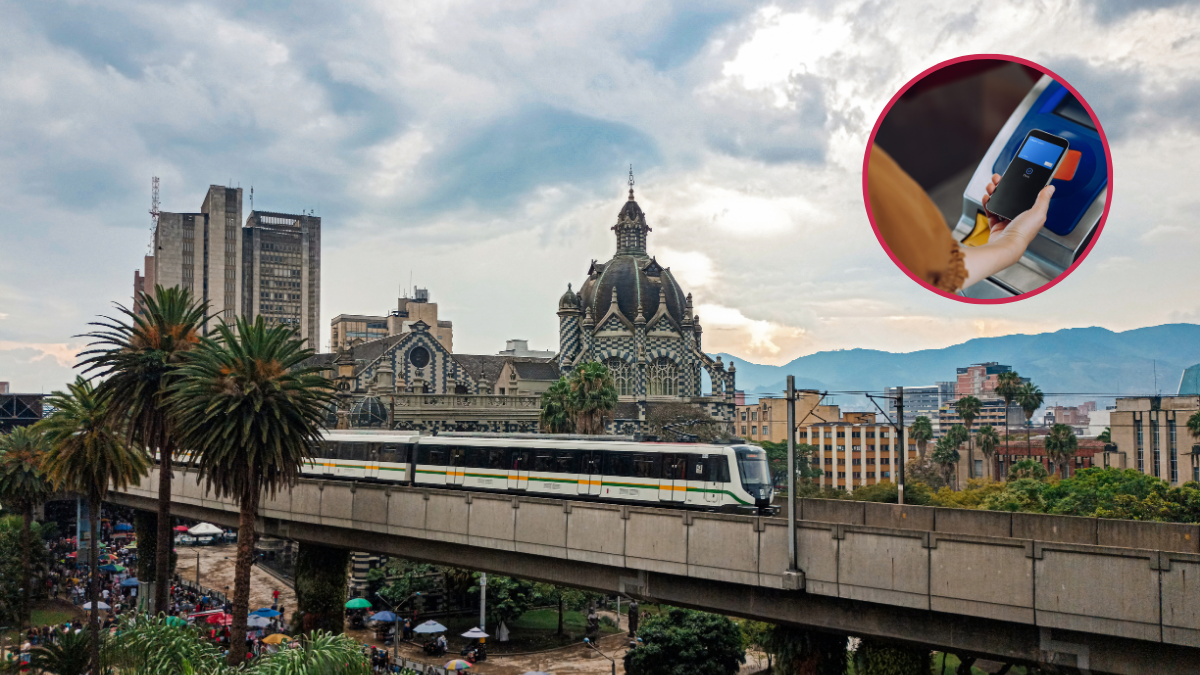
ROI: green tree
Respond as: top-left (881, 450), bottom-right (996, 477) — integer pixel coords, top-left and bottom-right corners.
top-left (1097, 426), bottom-right (1112, 444)
top-left (759, 625), bottom-right (846, 675)
top-left (79, 285), bottom-right (207, 615)
top-left (469, 573), bottom-right (538, 629)
top-left (1187, 411), bottom-right (1200, 481)
top-left (995, 371), bottom-right (1022, 458)
top-left (976, 425), bottom-right (1000, 481)
top-left (954, 396), bottom-right (982, 478)
top-left (0, 426), bottom-right (52, 628)
top-left (909, 416), bottom-right (933, 464)
top-left (167, 316), bottom-right (332, 666)
top-left (852, 637), bottom-right (930, 675)
top-left (293, 543), bottom-right (351, 635)
top-left (568, 362), bottom-right (618, 434)
top-left (539, 378), bottom-right (574, 433)
top-left (626, 608), bottom-right (746, 675)
top-left (846, 480), bottom-right (933, 505)
top-left (931, 434), bottom-right (962, 488)
top-left (759, 440), bottom-right (822, 491)
top-left (0, 516), bottom-right (50, 631)
top-left (533, 583), bottom-right (593, 636)
top-left (1007, 458), bottom-right (1049, 481)
top-left (1044, 423), bottom-right (1078, 479)
top-left (1016, 383), bottom-right (1044, 458)
top-left (39, 376), bottom-right (149, 675)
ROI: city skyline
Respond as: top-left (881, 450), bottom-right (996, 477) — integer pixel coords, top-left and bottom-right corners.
top-left (3, 2), bottom-right (1199, 392)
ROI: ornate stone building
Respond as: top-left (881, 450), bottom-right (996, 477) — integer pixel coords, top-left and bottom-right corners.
top-left (556, 177), bottom-right (736, 433)
top-left (305, 320), bottom-right (556, 433)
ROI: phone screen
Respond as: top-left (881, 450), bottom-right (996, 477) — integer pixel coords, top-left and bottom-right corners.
top-left (987, 132), bottom-right (1067, 221)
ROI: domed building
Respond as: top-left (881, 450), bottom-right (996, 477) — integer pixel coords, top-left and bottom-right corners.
top-left (556, 176), bottom-right (736, 432)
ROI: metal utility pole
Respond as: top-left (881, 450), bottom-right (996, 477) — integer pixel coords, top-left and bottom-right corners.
top-left (896, 387), bottom-right (905, 506)
top-left (479, 572), bottom-right (487, 633)
top-left (786, 375), bottom-right (798, 571)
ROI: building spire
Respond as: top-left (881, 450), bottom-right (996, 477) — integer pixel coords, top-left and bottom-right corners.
top-left (628, 164), bottom-right (635, 200)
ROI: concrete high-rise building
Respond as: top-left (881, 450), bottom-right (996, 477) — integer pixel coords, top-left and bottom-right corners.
top-left (1109, 395), bottom-right (1200, 486)
top-left (955, 362), bottom-right (1025, 399)
top-left (329, 288), bottom-right (453, 353)
top-left (885, 382), bottom-right (956, 427)
top-left (242, 210), bottom-right (322, 348)
top-left (135, 186), bottom-right (322, 348)
top-left (142, 186), bottom-right (244, 333)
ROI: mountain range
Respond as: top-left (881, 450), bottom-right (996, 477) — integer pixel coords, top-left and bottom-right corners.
top-left (717, 324), bottom-right (1200, 411)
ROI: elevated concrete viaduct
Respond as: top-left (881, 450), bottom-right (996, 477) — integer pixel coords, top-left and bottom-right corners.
top-left (109, 469), bottom-right (1200, 674)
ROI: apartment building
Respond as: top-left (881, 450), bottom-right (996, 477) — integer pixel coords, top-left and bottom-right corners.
top-left (1109, 395), bottom-right (1200, 486)
top-left (734, 391), bottom-right (840, 443)
top-left (242, 210), bottom-right (322, 348)
top-left (800, 421), bottom-right (917, 492)
top-left (330, 287), bottom-right (454, 353)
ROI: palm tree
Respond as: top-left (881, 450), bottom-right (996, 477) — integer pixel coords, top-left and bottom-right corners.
top-left (1044, 423), bottom-right (1078, 479)
top-left (995, 371), bottom-right (1022, 458)
top-left (0, 426), bottom-right (53, 629)
top-left (39, 377), bottom-right (149, 674)
top-left (78, 285), bottom-right (207, 615)
top-left (930, 436), bottom-right (961, 488)
top-left (910, 416), bottom-right (933, 463)
top-left (166, 316), bottom-right (331, 667)
top-left (954, 396), bottom-right (982, 478)
top-left (539, 379), bottom-right (574, 433)
top-left (568, 362), bottom-right (617, 435)
top-left (1097, 426), bottom-right (1112, 444)
top-left (1016, 383), bottom-right (1044, 459)
top-left (976, 425), bottom-right (1000, 480)
top-left (25, 629), bottom-right (92, 675)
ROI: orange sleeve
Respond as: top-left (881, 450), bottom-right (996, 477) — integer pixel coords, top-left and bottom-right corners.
top-left (867, 145), bottom-right (966, 293)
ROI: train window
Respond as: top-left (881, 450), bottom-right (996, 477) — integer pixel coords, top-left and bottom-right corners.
top-left (686, 454), bottom-right (707, 480)
top-left (633, 453), bottom-right (659, 478)
top-left (534, 452), bottom-right (556, 472)
top-left (604, 452), bottom-right (634, 477)
top-left (511, 450), bottom-right (531, 471)
top-left (346, 443), bottom-right (369, 462)
top-left (555, 452), bottom-right (577, 473)
top-left (709, 456), bottom-right (731, 482)
top-left (317, 441), bottom-right (335, 459)
top-left (486, 448), bottom-right (507, 469)
top-left (380, 445), bottom-right (399, 464)
top-left (463, 447), bottom-right (484, 468)
top-left (581, 452), bottom-right (601, 474)
top-left (419, 447), bottom-right (447, 466)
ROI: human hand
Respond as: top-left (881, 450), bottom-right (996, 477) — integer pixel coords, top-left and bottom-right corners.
top-left (981, 172), bottom-right (1055, 253)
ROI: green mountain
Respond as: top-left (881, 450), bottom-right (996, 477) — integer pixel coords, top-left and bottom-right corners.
top-left (718, 324), bottom-right (1200, 410)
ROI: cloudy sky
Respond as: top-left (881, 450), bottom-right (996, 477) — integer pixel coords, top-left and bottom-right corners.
top-left (1, 0), bottom-right (1198, 392)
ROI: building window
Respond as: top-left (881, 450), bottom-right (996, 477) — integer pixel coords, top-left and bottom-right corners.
top-left (1171, 420), bottom-right (1178, 483)
top-left (741, 425), bottom-right (747, 434)
top-left (605, 357), bottom-right (633, 397)
top-left (1152, 418), bottom-right (1161, 478)
top-left (648, 357), bottom-right (678, 396)
top-left (853, 472), bottom-right (861, 479)
top-left (751, 411), bottom-right (757, 421)
top-left (751, 426), bottom-right (757, 436)
top-left (1136, 420), bottom-right (1144, 472)
top-left (838, 472), bottom-right (846, 479)
top-left (762, 425), bottom-right (769, 436)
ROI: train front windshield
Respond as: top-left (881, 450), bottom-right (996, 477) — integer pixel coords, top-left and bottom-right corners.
top-left (735, 447), bottom-right (772, 501)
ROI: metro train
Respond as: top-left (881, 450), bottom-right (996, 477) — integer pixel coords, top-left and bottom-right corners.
top-left (299, 430), bottom-right (776, 514)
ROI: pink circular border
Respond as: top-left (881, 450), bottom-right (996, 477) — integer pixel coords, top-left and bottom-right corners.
top-left (861, 53), bottom-right (1114, 304)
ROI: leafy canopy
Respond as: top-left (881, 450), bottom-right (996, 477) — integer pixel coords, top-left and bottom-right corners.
top-left (626, 608), bottom-right (746, 675)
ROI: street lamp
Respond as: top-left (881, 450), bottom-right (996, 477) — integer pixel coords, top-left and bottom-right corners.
top-left (375, 591), bottom-right (421, 660)
top-left (583, 637), bottom-right (617, 675)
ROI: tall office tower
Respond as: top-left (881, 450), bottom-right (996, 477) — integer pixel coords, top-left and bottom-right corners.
top-left (150, 186), bottom-right (243, 334)
top-left (242, 210), bottom-right (322, 348)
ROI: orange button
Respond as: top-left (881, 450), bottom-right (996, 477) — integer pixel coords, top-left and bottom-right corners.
top-left (1053, 149), bottom-right (1081, 181)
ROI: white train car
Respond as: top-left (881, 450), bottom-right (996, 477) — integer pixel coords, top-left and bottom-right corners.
top-left (302, 430), bottom-right (775, 514)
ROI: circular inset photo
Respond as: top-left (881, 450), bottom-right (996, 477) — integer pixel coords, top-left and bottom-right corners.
top-left (863, 55), bottom-right (1112, 302)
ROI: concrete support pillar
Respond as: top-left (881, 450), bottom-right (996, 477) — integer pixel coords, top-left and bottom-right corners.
top-left (294, 541), bottom-right (351, 635)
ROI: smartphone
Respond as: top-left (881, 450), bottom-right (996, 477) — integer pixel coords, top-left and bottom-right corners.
top-left (986, 130), bottom-right (1069, 222)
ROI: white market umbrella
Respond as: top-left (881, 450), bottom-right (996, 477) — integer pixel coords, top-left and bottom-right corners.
top-left (413, 620), bottom-right (447, 634)
top-left (248, 615), bottom-right (272, 628)
top-left (461, 627), bottom-right (488, 639)
top-left (188, 523), bottom-right (224, 536)
top-left (82, 601), bottom-right (111, 610)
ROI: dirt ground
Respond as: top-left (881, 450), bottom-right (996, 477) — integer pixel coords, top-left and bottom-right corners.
top-left (174, 544), bottom-right (297, 613)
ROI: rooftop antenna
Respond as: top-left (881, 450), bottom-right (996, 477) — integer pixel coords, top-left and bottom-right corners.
top-left (250, 186), bottom-right (254, 212)
top-left (148, 176), bottom-right (160, 255)
top-left (1154, 360), bottom-right (1158, 395)
top-left (628, 164), bottom-right (635, 199)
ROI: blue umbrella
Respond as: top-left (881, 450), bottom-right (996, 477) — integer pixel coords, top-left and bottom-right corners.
top-left (251, 608), bottom-right (281, 618)
top-left (369, 611), bottom-right (397, 623)
top-left (120, 578), bottom-right (140, 587)
top-left (114, 523), bottom-right (133, 532)
top-left (99, 564), bottom-right (122, 572)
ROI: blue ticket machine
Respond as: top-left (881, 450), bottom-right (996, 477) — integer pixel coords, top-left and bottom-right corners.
top-left (953, 76), bottom-right (1109, 298)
